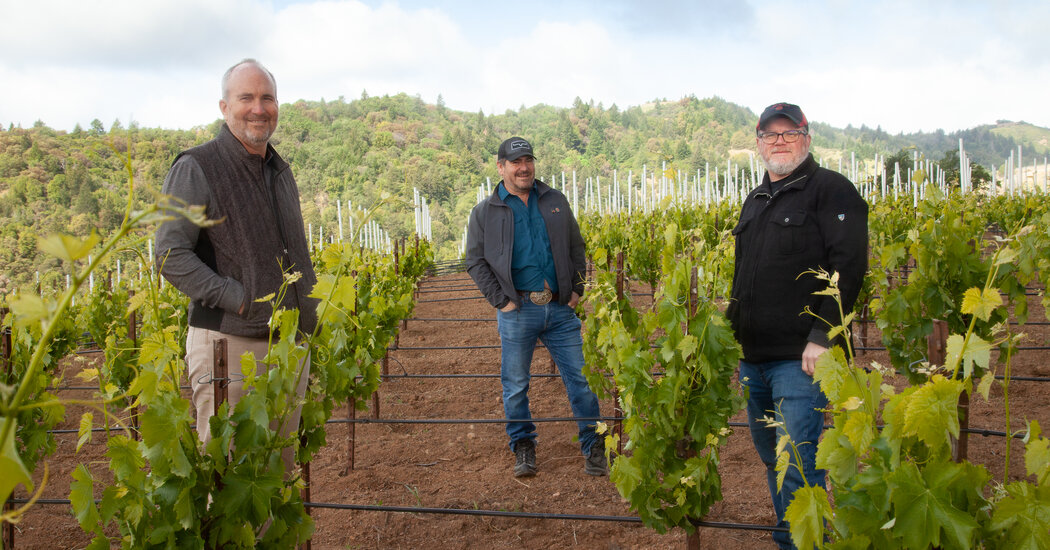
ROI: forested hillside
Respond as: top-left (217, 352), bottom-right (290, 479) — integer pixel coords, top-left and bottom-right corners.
top-left (1, 93), bottom-right (1046, 291)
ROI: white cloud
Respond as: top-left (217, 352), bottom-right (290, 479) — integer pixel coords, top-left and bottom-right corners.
top-left (478, 20), bottom-right (634, 113)
top-left (264, 1), bottom-right (479, 105)
top-left (0, 0), bottom-right (1047, 135)
top-left (0, 0), bottom-right (265, 69)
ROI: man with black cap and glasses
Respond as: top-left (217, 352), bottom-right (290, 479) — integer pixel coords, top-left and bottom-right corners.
top-left (727, 103), bottom-right (868, 549)
top-left (465, 137), bottom-right (606, 478)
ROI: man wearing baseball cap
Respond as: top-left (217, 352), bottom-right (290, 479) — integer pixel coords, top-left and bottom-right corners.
top-left (465, 137), bottom-right (606, 478)
top-left (727, 103), bottom-right (868, 549)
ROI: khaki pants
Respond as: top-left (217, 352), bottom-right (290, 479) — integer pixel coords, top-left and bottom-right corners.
top-left (186, 326), bottom-right (310, 473)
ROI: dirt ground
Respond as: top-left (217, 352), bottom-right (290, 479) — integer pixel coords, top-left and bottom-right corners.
top-left (8, 271), bottom-right (1050, 549)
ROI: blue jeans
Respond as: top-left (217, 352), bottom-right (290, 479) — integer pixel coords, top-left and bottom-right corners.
top-left (497, 296), bottom-right (600, 455)
top-left (740, 359), bottom-right (828, 550)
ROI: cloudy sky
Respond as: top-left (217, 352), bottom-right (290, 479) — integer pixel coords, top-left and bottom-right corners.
top-left (1, 0), bottom-right (1047, 135)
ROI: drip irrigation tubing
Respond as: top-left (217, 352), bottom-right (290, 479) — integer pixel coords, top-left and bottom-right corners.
top-left (394, 344), bottom-right (500, 350)
top-left (854, 319), bottom-right (1050, 326)
top-left (44, 417), bottom-right (1026, 439)
top-left (855, 344), bottom-right (1050, 352)
top-left (382, 373), bottom-right (559, 379)
top-left (49, 384), bottom-right (192, 391)
top-left (416, 296), bottom-right (488, 303)
top-left (44, 370), bottom-right (1050, 395)
top-left (303, 502), bottom-right (789, 533)
top-left (327, 415), bottom-right (621, 425)
top-left (419, 276), bottom-right (473, 284)
top-left (2, 498), bottom-right (787, 534)
top-left (415, 286), bottom-right (479, 294)
top-left (406, 317), bottom-right (496, 322)
top-left (42, 358), bottom-right (1050, 387)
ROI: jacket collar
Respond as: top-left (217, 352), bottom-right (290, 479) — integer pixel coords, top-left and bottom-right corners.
top-left (492, 179), bottom-right (550, 206)
top-left (756, 153), bottom-right (818, 196)
top-left (217, 123), bottom-right (288, 172)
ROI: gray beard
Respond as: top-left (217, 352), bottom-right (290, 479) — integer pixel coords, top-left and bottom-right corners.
top-left (763, 155), bottom-right (806, 178)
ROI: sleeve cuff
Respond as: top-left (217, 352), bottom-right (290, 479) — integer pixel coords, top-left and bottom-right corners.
top-left (807, 326), bottom-right (832, 348)
top-left (220, 278), bottom-right (247, 315)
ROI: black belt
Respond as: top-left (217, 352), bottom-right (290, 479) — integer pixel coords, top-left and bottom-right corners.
top-left (517, 289), bottom-right (558, 305)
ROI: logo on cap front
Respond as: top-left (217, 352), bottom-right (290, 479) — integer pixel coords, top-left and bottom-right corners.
top-left (510, 140), bottom-right (530, 151)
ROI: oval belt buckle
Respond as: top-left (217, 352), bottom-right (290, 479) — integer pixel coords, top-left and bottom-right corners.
top-left (531, 288), bottom-right (552, 305)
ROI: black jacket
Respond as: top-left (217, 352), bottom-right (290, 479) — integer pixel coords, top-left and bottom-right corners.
top-left (465, 180), bottom-right (586, 309)
top-left (727, 154), bottom-right (868, 363)
top-left (156, 124), bottom-right (318, 338)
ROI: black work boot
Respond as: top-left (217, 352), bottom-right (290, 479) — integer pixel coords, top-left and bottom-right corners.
top-left (584, 438), bottom-right (608, 476)
top-left (513, 439), bottom-right (537, 478)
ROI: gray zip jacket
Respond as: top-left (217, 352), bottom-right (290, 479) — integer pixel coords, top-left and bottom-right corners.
top-left (465, 180), bottom-right (586, 309)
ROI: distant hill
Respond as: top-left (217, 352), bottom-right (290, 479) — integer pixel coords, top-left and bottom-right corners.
top-left (990, 121), bottom-right (1050, 156)
top-left (810, 120), bottom-right (1047, 169)
top-left (1, 95), bottom-right (1047, 289)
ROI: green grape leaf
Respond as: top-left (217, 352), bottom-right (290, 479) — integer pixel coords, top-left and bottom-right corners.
top-left (842, 411), bottom-right (875, 453)
top-left (902, 376), bottom-right (963, 452)
top-left (1024, 421), bottom-right (1050, 485)
top-left (814, 346), bottom-right (848, 404)
top-left (215, 466), bottom-right (284, 525)
top-left (127, 290), bottom-right (148, 314)
top-left (9, 294), bottom-right (48, 327)
top-left (960, 287), bottom-right (1001, 322)
top-left (38, 232), bottom-right (100, 262)
top-left (77, 413), bottom-right (94, 452)
top-left (993, 245), bottom-right (1019, 267)
top-left (0, 420), bottom-right (33, 501)
top-left (815, 427), bottom-right (859, 484)
top-left (610, 449), bottom-right (642, 496)
top-left (989, 482), bottom-right (1050, 550)
top-left (105, 435), bottom-right (145, 480)
top-left (775, 449), bottom-right (790, 492)
top-left (70, 464), bottom-right (101, 531)
top-left (784, 485), bottom-right (831, 550)
top-left (945, 334), bottom-right (992, 380)
top-left (677, 334), bottom-right (698, 361)
top-left (888, 462), bottom-right (978, 549)
top-left (977, 371), bottom-right (995, 400)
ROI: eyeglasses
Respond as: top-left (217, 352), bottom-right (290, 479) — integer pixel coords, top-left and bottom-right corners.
top-left (757, 130), bottom-right (808, 144)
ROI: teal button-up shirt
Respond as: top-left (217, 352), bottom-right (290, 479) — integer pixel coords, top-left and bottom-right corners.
top-left (498, 182), bottom-right (559, 294)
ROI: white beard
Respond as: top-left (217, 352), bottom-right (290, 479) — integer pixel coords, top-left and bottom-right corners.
top-left (763, 155), bottom-right (806, 178)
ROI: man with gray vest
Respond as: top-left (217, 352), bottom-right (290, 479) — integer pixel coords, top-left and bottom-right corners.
top-left (155, 59), bottom-right (317, 473)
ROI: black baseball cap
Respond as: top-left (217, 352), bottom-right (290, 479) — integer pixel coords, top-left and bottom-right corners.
top-left (757, 103), bottom-right (808, 133)
top-left (497, 137), bottom-right (535, 162)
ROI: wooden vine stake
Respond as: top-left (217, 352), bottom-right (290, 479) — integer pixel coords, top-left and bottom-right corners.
top-left (345, 397), bottom-right (356, 474)
top-left (927, 319), bottom-right (969, 460)
top-left (612, 251), bottom-right (625, 456)
top-left (685, 271), bottom-right (702, 550)
top-left (344, 268), bottom-right (358, 473)
top-left (857, 303), bottom-right (869, 355)
top-left (2, 307), bottom-right (15, 550)
top-left (397, 239), bottom-right (407, 332)
top-left (212, 339), bottom-right (229, 417)
top-left (128, 291), bottom-right (140, 441)
top-left (686, 526), bottom-right (702, 550)
top-left (300, 430), bottom-right (312, 550)
top-left (375, 241), bottom-right (400, 417)
top-left (212, 338), bottom-right (228, 495)
top-left (373, 364), bottom-right (382, 420)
